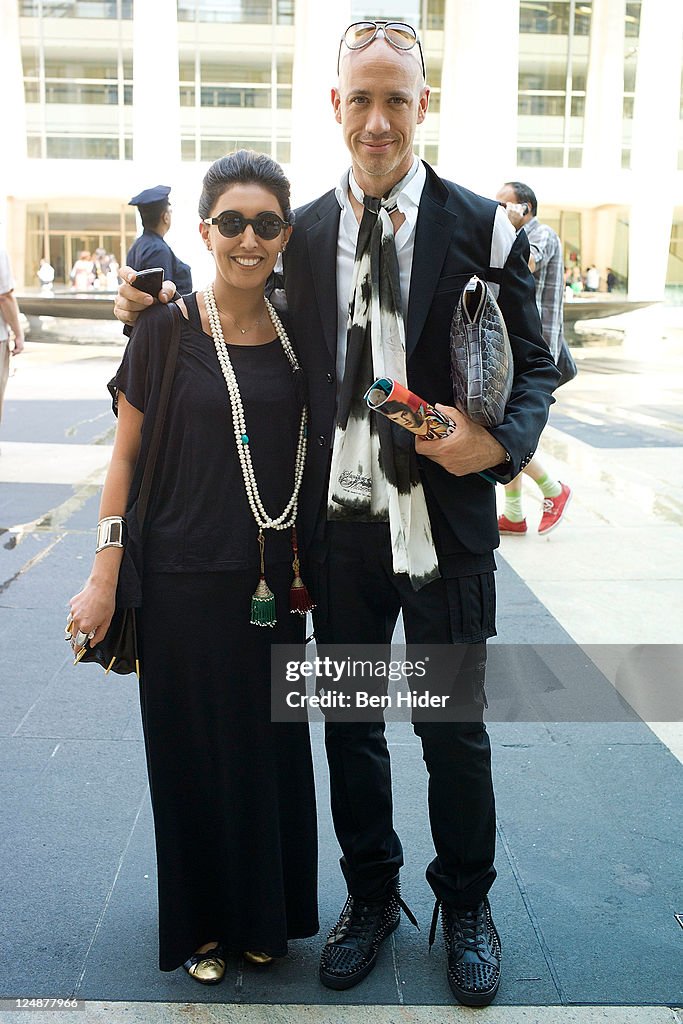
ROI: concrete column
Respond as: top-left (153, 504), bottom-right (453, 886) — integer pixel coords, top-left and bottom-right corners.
top-left (0, 1), bottom-right (27, 249)
top-left (132, 0), bottom-right (181, 174)
top-left (438, 0), bottom-right (519, 195)
top-left (628, 0), bottom-right (683, 299)
top-left (582, 0), bottom-right (625, 181)
top-left (290, 0), bottom-right (352, 204)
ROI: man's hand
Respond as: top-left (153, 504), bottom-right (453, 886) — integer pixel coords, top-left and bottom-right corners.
top-left (415, 404), bottom-right (507, 476)
top-left (10, 332), bottom-right (24, 355)
top-left (113, 266), bottom-right (177, 327)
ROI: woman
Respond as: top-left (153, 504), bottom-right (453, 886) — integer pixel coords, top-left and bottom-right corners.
top-left (67, 151), bottom-right (318, 983)
top-left (70, 250), bottom-right (94, 290)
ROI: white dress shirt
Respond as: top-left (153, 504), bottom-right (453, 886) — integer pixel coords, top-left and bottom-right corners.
top-left (333, 157), bottom-right (426, 386)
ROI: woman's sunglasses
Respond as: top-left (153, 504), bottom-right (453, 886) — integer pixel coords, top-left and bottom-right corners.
top-left (203, 210), bottom-right (289, 240)
top-left (337, 21), bottom-right (426, 79)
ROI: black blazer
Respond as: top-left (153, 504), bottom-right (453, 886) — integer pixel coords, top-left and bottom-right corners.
top-left (284, 162), bottom-right (560, 566)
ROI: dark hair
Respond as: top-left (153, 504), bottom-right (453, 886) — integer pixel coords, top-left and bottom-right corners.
top-left (504, 181), bottom-right (537, 217)
top-left (198, 149), bottom-right (292, 222)
top-left (382, 401), bottom-right (420, 423)
top-left (139, 200), bottom-right (169, 230)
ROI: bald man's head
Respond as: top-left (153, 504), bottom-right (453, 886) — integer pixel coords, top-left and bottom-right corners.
top-left (338, 34), bottom-right (426, 88)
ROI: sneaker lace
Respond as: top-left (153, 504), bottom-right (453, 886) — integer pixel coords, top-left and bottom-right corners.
top-left (428, 898), bottom-right (486, 953)
top-left (339, 890), bottom-right (419, 943)
top-left (542, 497), bottom-right (554, 513)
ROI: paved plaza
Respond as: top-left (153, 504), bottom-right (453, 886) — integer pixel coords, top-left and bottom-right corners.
top-left (0, 307), bottom-right (682, 1023)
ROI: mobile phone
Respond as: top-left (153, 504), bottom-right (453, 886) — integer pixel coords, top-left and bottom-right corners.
top-left (133, 267), bottom-right (164, 297)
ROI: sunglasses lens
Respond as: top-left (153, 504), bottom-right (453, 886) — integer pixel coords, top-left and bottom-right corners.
top-left (254, 215), bottom-right (284, 240)
top-left (385, 23), bottom-right (417, 48)
top-left (217, 213), bottom-right (244, 237)
top-left (344, 22), bottom-right (376, 48)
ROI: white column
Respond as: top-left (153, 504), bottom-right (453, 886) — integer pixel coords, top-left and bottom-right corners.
top-left (290, 0), bottom-right (352, 204)
top-left (628, 0), bottom-right (683, 299)
top-left (0, 1), bottom-right (27, 249)
top-left (582, 0), bottom-right (625, 181)
top-left (438, 0), bottom-right (519, 195)
top-left (132, 0), bottom-right (181, 174)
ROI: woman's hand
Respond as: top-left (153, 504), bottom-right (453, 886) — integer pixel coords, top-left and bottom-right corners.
top-left (68, 578), bottom-right (117, 651)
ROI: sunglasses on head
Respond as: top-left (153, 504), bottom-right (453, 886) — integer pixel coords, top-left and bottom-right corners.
top-left (203, 210), bottom-right (289, 240)
top-left (337, 20), bottom-right (426, 79)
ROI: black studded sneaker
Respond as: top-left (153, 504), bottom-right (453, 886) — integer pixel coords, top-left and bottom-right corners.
top-left (319, 879), bottom-right (418, 990)
top-left (430, 896), bottom-right (502, 1007)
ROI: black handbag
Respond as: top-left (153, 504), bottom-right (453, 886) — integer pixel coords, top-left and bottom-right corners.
top-left (77, 303), bottom-right (181, 676)
top-left (555, 337), bottom-right (578, 388)
top-left (450, 275), bottom-right (513, 427)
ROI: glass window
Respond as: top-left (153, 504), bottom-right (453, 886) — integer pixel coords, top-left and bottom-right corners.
top-left (44, 60), bottom-right (118, 79)
top-left (517, 0), bottom-right (591, 169)
top-left (517, 146), bottom-right (565, 167)
top-left (350, 1), bottom-right (421, 21)
top-left (20, 1), bottom-right (132, 18)
top-left (44, 136), bottom-right (124, 159)
top-left (201, 60), bottom-right (272, 84)
top-left (178, 0), bottom-right (272, 24)
top-left (200, 137), bottom-right (272, 160)
top-left (625, 1), bottom-right (641, 38)
top-left (276, 0), bottom-right (294, 24)
top-left (182, 138), bottom-right (198, 160)
top-left (427, 0), bottom-right (445, 31)
top-left (200, 85), bottom-right (271, 107)
top-left (276, 140), bottom-right (291, 163)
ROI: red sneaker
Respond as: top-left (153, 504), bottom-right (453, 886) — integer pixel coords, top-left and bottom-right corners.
top-left (498, 515), bottom-right (527, 535)
top-left (538, 482), bottom-right (572, 534)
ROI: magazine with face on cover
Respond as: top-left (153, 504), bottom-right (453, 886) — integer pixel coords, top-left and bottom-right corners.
top-left (364, 377), bottom-right (455, 440)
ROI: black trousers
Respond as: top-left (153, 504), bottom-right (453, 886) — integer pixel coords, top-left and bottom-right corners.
top-left (312, 521), bottom-right (497, 910)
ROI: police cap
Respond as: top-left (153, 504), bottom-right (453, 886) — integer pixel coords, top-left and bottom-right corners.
top-left (128, 185), bottom-right (171, 207)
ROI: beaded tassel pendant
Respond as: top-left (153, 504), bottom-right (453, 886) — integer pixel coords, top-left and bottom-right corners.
top-left (251, 531), bottom-right (277, 627)
top-left (290, 527), bottom-right (315, 615)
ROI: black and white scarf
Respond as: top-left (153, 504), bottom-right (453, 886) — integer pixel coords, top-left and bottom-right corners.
top-left (327, 165), bottom-right (440, 590)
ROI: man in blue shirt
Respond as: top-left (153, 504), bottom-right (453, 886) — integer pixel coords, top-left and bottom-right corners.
top-left (127, 186), bottom-right (192, 295)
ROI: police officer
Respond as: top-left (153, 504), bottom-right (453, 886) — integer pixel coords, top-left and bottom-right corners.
top-left (127, 185), bottom-right (192, 294)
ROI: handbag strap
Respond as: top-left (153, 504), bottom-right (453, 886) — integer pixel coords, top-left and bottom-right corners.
top-left (135, 302), bottom-right (182, 531)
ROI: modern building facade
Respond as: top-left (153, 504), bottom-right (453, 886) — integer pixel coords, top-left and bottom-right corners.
top-left (1, 0), bottom-right (682, 299)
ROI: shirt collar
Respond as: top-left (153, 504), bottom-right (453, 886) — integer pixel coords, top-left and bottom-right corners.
top-left (335, 157), bottom-right (426, 216)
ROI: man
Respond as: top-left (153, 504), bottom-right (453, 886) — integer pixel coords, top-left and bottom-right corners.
top-left (495, 181), bottom-right (572, 536)
top-left (114, 22), bottom-right (559, 1007)
top-left (127, 185), bottom-right (192, 294)
top-left (0, 246), bottom-right (25, 432)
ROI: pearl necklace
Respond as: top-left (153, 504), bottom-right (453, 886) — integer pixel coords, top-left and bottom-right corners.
top-left (204, 283), bottom-right (308, 533)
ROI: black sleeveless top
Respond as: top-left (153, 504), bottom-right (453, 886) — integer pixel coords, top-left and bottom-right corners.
top-left (111, 293), bottom-right (303, 573)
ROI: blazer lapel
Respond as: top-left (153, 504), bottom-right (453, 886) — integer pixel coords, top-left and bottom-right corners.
top-left (406, 169), bottom-right (458, 361)
top-left (307, 192), bottom-right (341, 360)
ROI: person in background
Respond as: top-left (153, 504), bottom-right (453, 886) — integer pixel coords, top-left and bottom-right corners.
top-left (37, 257), bottom-right (55, 291)
top-left (70, 250), bottom-right (94, 291)
top-left (127, 185), bottom-right (192, 295)
top-left (585, 265), bottom-right (600, 292)
top-left (606, 267), bottom-right (617, 293)
top-left (495, 181), bottom-right (572, 536)
top-left (0, 246), bottom-right (25, 433)
top-left (105, 255), bottom-right (120, 291)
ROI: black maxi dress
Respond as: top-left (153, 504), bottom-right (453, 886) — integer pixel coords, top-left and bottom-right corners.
top-left (109, 295), bottom-right (318, 971)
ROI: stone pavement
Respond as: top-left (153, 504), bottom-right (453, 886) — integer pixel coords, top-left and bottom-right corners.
top-left (0, 308), bottom-right (681, 1023)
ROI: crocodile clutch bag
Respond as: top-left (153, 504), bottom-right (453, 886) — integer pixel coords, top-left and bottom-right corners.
top-left (449, 275), bottom-right (513, 427)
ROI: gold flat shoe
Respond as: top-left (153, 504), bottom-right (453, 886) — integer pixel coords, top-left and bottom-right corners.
top-left (183, 942), bottom-right (227, 984)
top-left (243, 950), bottom-right (273, 965)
